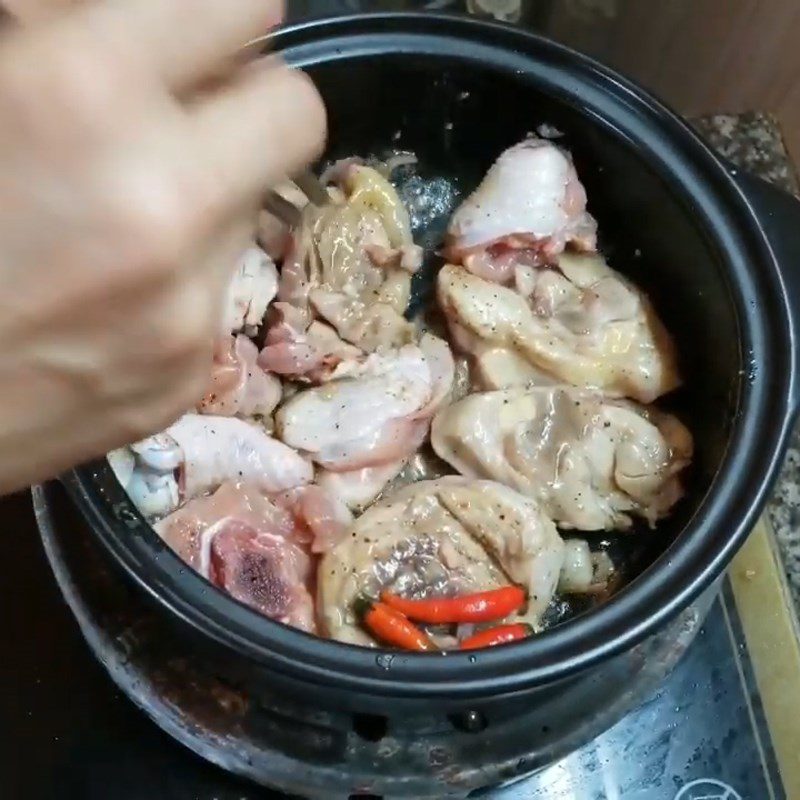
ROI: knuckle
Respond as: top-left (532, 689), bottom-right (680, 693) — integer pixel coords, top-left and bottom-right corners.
top-left (1, 39), bottom-right (129, 126)
top-left (154, 284), bottom-right (216, 366)
top-left (255, 67), bottom-right (327, 184)
top-left (299, 71), bottom-right (327, 128)
top-left (52, 46), bottom-right (128, 118)
top-left (175, 366), bottom-right (212, 412)
top-left (278, 69), bottom-right (327, 154)
top-left (160, 313), bottom-right (211, 364)
top-left (114, 173), bottom-right (199, 283)
top-left (115, 414), bottom-right (161, 447)
top-left (116, 403), bottom-right (178, 446)
top-left (295, 72), bottom-right (326, 141)
top-left (282, 68), bottom-right (325, 120)
top-left (114, 359), bottom-right (208, 444)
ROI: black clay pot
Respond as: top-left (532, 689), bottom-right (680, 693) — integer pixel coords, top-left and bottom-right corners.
top-left (59, 12), bottom-right (800, 796)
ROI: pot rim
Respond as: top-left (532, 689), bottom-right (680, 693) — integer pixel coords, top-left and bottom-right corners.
top-left (66, 13), bottom-right (798, 699)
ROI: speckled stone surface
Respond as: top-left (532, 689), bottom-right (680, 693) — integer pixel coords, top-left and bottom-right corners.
top-left (694, 112), bottom-right (800, 194)
top-left (694, 112), bottom-right (800, 607)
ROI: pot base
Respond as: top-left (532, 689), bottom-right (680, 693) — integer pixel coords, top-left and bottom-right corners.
top-left (35, 481), bottom-right (710, 799)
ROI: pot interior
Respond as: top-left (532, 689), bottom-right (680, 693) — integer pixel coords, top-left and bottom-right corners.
top-left (299, 41), bottom-right (740, 589)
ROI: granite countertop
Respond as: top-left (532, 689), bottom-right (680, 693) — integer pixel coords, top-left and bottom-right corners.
top-left (694, 112), bottom-right (800, 608)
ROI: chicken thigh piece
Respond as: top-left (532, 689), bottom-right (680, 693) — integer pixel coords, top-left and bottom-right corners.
top-left (275, 334), bottom-right (454, 479)
top-left (319, 477), bottom-right (565, 645)
top-left (199, 335), bottom-right (281, 420)
top-left (273, 484), bottom-right (354, 554)
top-left (444, 137), bottom-right (597, 280)
top-left (437, 253), bottom-right (680, 402)
top-left (111, 414), bottom-right (313, 519)
top-left (256, 180), bottom-right (309, 261)
top-left (267, 163), bottom-right (420, 371)
top-left (315, 461), bottom-right (409, 512)
top-left (259, 303), bottom-right (362, 383)
top-left (222, 245), bottom-right (279, 335)
top-left (431, 386), bottom-right (693, 530)
top-left (155, 483), bottom-right (317, 632)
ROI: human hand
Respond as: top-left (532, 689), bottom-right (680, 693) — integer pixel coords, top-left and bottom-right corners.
top-left (0, 0), bottom-right (325, 492)
top-left (1, 0), bottom-right (83, 22)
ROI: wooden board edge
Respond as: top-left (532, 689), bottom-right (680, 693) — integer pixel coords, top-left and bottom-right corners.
top-left (729, 518), bottom-right (800, 799)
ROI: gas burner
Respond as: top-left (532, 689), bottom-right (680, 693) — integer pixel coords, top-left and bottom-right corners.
top-left (34, 482), bottom-right (720, 799)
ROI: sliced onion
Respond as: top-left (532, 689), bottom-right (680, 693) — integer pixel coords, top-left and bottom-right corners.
top-left (382, 152), bottom-right (419, 175)
top-left (591, 551), bottom-right (616, 586)
top-left (456, 623), bottom-right (476, 641)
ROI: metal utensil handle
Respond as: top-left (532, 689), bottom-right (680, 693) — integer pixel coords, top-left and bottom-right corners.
top-left (293, 169), bottom-right (330, 206)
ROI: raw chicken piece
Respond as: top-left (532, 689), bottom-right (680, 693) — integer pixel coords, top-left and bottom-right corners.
top-left (257, 181), bottom-right (309, 260)
top-left (318, 477), bottom-right (565, 645)
top-left (316, 461), bottom-right (408, 511)
top-left (336, 162), bottom-right (422, 270)
top-left (113, 415), bottom-right (313, 519)
top-left (168, 415), bottom-right (312, 502)
top-left (257, 209), bottom-right (292, 262)
top-left (437, 253), bottom-right (680, 402)
top-left (308, 288), bottom-right (416, 355)
top-left (107, 447), bottom-right (134, 491)
top-left (445, 137), bottom-right (597, 278)
top-left (222, 245), bottom-right (278, 335)
top-left (558, 539), bottom-right (616, 594)
top-left (558, 539), bottom-right (595, 593)
top-left (274, 484), bottom-right (354, 553)
top-left (199, 335), bottom-right (281, 420)
top-left (431, 386), bottom-right (693, 530)
top-left (210, 524), bottom-right (315, 630)
top-left (268, 163), bottom-right (421, 368)
top-left (109, 434), bottom-right (181, 519)
top-left (259, 302), bottom-right (362, 383)
top-left (156, 482), bottom-right (297, 570)
top-left (155, 483), bottom-right (317, 632)
top-left (471, 346), bottom-right (556, 392)
top-left (275, 334), bottom-right (454, 475)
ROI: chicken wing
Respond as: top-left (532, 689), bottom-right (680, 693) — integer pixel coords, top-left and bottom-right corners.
top-left (111, 414), bottom-right (313, 519)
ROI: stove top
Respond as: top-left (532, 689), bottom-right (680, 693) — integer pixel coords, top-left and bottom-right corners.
top-left (0, 484), bottom-right (784, 800)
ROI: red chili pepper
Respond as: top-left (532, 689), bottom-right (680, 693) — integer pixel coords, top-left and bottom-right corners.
top-left (354, 597), bottom-right (436, 652)
top-left (459, 623), bottom-right (533, 650)
top-left (380, 586), bottom-right (526, 624)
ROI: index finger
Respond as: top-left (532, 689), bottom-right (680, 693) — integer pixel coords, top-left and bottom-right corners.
top-left (1, 0), bottom-right (85, 23)
top-left (81, 0), bottom-right (284, 90)
top-left (192, 59), bottom-right (326, 205)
